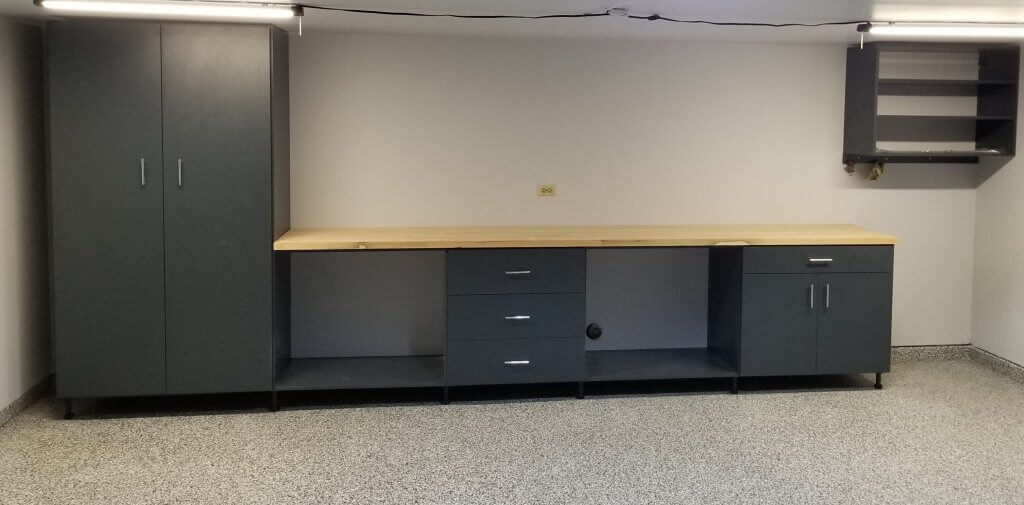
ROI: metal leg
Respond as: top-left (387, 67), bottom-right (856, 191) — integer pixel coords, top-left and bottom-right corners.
top-left (441, 386), bottom-right (449, 405)
top-left (576, 381), bottom-right (585, 399)
top-left (269, 391), bottom-right (280, 412)
top-left (874, 373), bottom-right (883, 389)
top-left (730, 377), bottom-right (739, 395)
top-left (63, 399), bottom-right (74, 420)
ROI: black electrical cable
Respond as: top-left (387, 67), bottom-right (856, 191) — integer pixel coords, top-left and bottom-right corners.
top-left (626, 14), bottom-right (867, 27)
top-left (298, 4), bottom-right (869, 27)
top-left (300, 5), bottom-right (612, 20)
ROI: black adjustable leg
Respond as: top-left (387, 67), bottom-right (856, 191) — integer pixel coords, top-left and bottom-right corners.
top-left (441, 386), bottom-right (449, 405)
top-left (874, 373), bottom-right (883, 389)
top-left (576, 382), bottom-right (585, 399)
top-left (269, 391), bottom-right (280, 412)
top-left (63, 399), bottom-right (74, 420)
top-left (730, 377), bottom-right (739, 395)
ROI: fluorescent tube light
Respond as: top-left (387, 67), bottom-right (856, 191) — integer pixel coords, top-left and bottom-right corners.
top-left (861, 22), bottom-right (1024, 38)
top-left (36, 0), bottom-right (302, 19)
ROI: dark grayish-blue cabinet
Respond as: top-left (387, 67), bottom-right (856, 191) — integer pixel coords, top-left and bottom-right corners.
top-left (48, 21), bottom-right (290, 413)
top-left (734, 246), bottom-right (894, 381)
top-left (49, 22), bottom-right (167, 399)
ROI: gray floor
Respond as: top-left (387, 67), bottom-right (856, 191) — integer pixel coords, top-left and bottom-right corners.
top-left (2, 360), bottom-right (1023, 505)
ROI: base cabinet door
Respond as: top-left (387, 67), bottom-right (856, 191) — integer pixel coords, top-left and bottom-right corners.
top-left (48, 22), bottom-right (167, 398)
top-left (816, 273), bottom-right (893, 374)
top-left (740, 274), bottom-right (818, 376)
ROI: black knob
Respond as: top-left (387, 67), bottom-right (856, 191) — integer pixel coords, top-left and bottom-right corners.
top-left (586, 323), bottom-right (603, 340)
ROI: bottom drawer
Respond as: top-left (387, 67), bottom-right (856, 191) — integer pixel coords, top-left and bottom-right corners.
top-left (447, 338), bottom-right (583, 386)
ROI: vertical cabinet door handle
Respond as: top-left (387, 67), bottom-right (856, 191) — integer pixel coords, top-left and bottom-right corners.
top-left (825, 283), bottom-right (831, 309)
top-left (177, 158), bottom-right (183, 188)
top-left (139, 158), bottom-right (146, 187)
top-left (809, 283), bottom-right (815, 309)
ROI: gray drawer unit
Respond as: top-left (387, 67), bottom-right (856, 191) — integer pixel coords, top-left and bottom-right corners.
top-left (447, 338), bottom-right (584, 385)
top-left (447, 249), bottom-right (586, 295)
top-left (742, 246), bottom-right (893, 274)
top-left (447, 293), bottom-right (584, 341)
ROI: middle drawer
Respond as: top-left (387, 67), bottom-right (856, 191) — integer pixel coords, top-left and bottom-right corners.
top-left (447, 293), bottom-right (585, 341)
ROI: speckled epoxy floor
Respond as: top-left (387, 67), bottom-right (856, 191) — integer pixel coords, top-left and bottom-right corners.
top-left (2, 360), bottom-right (1023, 505)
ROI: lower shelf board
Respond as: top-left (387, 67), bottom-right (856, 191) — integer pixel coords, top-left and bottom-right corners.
top-left (585, 348), bottom-right (737, 382)
top-left (275, 356), bottom-right (444, 391)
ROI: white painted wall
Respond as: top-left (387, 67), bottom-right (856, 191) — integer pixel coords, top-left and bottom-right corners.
top-left (973, 51), bottom-right (1024, 366)
top-left (290, 33), bottom-right (979, 347)
top-left (0, 18), bottom-right (49, 409)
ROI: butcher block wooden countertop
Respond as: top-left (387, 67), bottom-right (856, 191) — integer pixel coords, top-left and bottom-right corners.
top-left (273, 224), bottom-right (898, 251)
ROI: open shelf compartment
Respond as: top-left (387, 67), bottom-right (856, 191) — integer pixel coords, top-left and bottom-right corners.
top-left (275, 356), bottom-right (444, 391)
top-left (585, 348), bottom-right (736, 382)
top-left (843, 42), bottom-right (1020, 164)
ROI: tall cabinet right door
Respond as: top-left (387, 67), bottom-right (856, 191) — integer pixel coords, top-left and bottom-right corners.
top-left (816, 273), bottom-right (893, 374)
top-left (48, 22), bottom-right (167, 399)
top-left (161, 25), bottom-right (274, 394)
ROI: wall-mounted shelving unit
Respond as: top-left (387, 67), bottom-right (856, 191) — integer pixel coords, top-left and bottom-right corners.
top-left (844, 43), bottom-right (1020, 164)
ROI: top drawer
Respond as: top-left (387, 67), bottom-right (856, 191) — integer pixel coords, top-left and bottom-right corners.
top-left (447, 249), bottom-right (586, 295)
top-left (743, 246), bottom-right (893, 274)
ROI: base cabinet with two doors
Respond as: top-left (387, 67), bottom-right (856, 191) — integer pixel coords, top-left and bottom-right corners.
top-left (48, 21), bottom-right (290, 405)
top-left (735, 247), bottom-right (893, 378)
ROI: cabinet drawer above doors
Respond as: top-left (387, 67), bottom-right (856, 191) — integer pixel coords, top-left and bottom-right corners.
top-left (447, 338), bottom-right (584, 386)
top-left (447, 249), bottom-right (585, 295)
top-left (743, 246), bottom-right (893, 274)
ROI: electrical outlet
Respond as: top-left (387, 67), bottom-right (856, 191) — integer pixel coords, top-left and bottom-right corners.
top-left (537, 184), bottom-right (557, 197)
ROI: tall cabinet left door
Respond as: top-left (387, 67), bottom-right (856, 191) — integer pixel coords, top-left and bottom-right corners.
top-left (49, 22), bottom-right (167, 398)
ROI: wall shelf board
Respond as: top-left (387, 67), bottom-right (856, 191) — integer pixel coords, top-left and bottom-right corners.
top-left (877, 79), bottom-right (1015, 96)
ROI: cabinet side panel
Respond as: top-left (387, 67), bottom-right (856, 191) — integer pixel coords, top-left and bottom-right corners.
top-left (843, 44), bottom-right (879, 159)
top-left (707, 247), bottom-right (742, 371)
top-left (977, 47), bottom-right (1019, 154)
top-left (271, 27), bottom-right (290, 240)
top-left (273, 253), bottom-right (291, 381)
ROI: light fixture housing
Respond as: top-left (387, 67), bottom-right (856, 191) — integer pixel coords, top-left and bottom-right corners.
top-left (34, 0), bottom-right (303, 19)
top-left (859, 22), bottom-right (1024, 39)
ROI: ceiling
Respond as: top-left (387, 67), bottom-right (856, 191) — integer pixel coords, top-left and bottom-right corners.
top-left (7, 0), bottom-right (1024, 43)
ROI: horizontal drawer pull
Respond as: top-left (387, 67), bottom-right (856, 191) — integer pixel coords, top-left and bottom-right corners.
top-left (504, 270), bottom-right (533, 276)
top-left (504, 360), bottom-right (531, 366)
top-left (808, 258), bottom-right (834, 263)
top-left (503, 315), bottom-right (532, 320)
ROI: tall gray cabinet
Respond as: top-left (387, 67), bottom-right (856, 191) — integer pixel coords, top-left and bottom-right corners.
top-left (48, 21), bottom-right (289, 410)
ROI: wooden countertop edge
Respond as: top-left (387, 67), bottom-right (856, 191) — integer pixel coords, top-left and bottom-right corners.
top-left (273, 227), bottom-right (899, 251)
